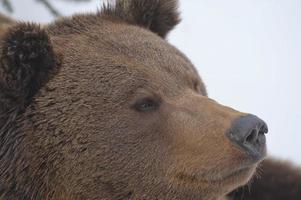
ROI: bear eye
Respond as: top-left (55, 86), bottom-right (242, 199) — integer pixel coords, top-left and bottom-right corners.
top-left (133, 98), bottom-right (160, 112)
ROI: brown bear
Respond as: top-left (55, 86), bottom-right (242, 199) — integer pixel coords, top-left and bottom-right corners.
top-left (0, 0), bottom-right (300, 199)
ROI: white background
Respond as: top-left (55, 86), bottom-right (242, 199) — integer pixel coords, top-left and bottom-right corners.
top-left (2, 0), bottom-right (300, 164)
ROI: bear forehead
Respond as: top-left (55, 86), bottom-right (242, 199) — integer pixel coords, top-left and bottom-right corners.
top-left (49, 18), bottom-right (204, 96)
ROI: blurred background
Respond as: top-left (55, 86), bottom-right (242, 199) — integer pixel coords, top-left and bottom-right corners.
top-left (1, 0), bottom-right (300, 164)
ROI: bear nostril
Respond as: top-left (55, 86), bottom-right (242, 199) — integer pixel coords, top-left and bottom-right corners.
top-left (245, 129), bottom-right (258, 144)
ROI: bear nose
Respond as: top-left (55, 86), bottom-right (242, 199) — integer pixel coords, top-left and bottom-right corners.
top-left (227, 114), bottom-right (268, 161)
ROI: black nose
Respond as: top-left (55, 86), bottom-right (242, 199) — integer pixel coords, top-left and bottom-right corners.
top-left (227, 114), bottom-right (268, 161)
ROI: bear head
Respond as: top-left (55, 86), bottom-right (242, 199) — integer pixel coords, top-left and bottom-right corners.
top-left (0, 0), bottom-right (268, 199)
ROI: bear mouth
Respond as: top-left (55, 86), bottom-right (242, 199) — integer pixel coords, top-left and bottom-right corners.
top-left (173, 165), bottom-right (256, 186)
top-left (208, 166), bottom-right (255, 183)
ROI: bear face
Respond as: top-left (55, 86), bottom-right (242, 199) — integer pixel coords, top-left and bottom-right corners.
top-left (0, 0), bottom-right (268, 200)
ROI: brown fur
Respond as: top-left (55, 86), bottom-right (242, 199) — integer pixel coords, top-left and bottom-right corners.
top-left (0, 0), bottom-right (298, 199)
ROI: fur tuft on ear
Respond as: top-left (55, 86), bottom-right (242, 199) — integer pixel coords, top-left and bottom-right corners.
top-left (0, 23), bottom-right (58, 112)
top-left (102, 0), bottom-right (181, 38)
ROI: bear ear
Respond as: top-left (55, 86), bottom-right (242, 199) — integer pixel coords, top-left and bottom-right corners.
top-left (104, 0), bottom-right (181, 38)
top-left (0, 23), bottom-right (58, 111)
